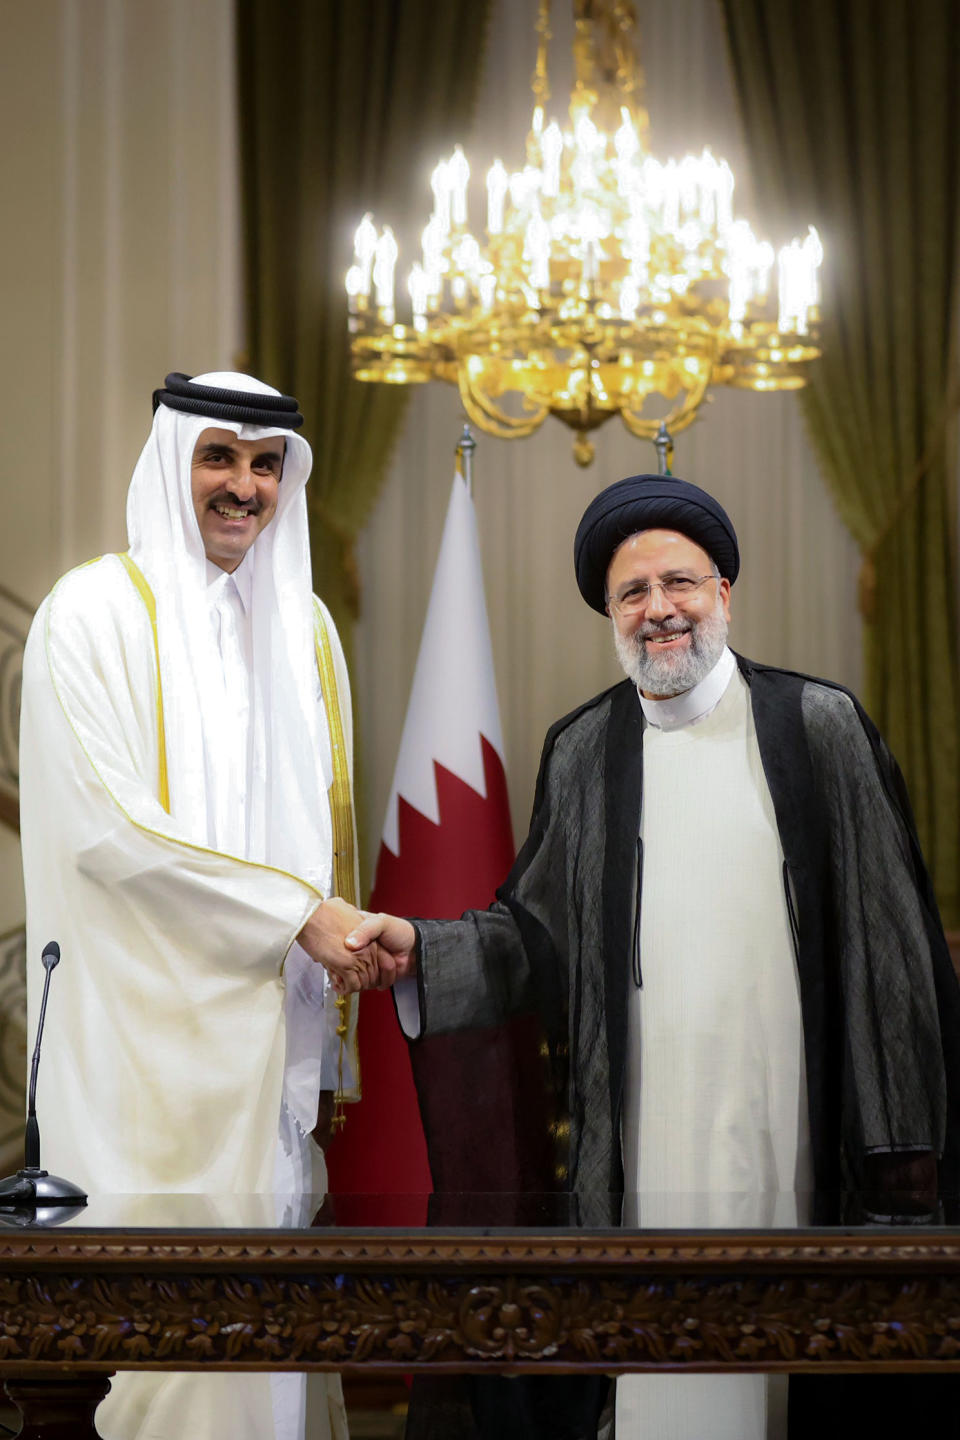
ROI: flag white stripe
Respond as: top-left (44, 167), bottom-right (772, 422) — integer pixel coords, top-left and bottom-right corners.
top-left (382, 472), bottom-right (505, 855)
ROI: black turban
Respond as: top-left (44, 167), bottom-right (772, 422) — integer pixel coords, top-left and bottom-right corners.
top-left (152, 372), bottom-right (304, 430)
top-left (574, 473), bottom-right (740, 614)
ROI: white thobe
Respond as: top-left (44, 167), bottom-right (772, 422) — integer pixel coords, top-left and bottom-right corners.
top-left (206, 562), bottom-right (341, 1193)
top-left (617, 651), bottom-right (812, 1440)
top-left (20, 554), bottom-right (351, 1440)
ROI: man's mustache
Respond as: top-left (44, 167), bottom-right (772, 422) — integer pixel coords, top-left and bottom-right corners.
top-left (209, 491), bottom-right (262, 514)
top-left (637, 619), bottom-right (692, 640)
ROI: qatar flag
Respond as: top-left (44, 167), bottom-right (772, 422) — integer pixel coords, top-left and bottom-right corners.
top-left (326, 461), bottom-right (522, 1220)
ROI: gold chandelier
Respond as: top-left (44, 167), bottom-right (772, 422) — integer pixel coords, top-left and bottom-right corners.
top-left (346, 0), bottom-right (823, 467)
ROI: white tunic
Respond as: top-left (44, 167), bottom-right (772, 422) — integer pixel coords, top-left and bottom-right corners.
top-left (617, 656), bottom-right (812, 1440)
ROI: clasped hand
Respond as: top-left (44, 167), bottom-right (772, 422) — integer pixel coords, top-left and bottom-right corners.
top-left (297, 897), bottom-right (416, 994)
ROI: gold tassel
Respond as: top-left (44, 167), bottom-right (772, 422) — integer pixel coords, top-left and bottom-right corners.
top-left (331, 993), bottom-right (350, 1133)
top-left (858, 551), bottom-right (877, 623)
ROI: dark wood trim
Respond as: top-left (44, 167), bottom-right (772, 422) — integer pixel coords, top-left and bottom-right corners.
top-left (3, 1376), bottom-right (112, 1438)
top-left (1, 1225), bottom-right (960, 1271)
top-left (0, 1226), bottom-right (959, 1375)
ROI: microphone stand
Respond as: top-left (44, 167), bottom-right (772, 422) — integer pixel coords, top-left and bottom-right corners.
top-left (0, 940), bottom-right (87, 1224)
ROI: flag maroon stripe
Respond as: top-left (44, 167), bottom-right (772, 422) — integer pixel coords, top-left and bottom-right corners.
top-left (325, 737), bottom-right (515, 1220)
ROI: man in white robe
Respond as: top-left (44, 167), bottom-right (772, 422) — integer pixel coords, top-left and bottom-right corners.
top-left (330, 474), bottom-right (960, 1440)
top-left (19, 370), bottom-right (373, 1440)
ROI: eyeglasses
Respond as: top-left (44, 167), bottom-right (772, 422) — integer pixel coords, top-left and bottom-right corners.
top-left (607, 574), bottom-right (719, 616)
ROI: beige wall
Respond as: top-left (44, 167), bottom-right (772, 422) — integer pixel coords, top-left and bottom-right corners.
top-left (1, 0), bottom-right (242, 608)
top-left (0, 0), bottom-right (242, 933)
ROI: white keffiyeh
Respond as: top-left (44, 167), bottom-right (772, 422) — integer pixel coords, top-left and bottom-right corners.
top-left (126, 372), bottom-right (333, 888)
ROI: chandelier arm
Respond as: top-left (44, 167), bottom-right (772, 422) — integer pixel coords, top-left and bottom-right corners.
top-left (458, 370), bottom-right (548, 430)
top-left (457, 368), bottom-right (548, 440)
top-left (619, 388), bottom-right (707, 443)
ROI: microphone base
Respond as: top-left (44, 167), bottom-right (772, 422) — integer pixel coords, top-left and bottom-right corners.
top-left (0, 1167), bottom-right (88, 1208)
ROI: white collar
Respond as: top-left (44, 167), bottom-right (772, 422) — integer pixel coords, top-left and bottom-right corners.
top-left (205, 553), bottom-right (253, 615)
top-left (639, 646), bottom-right (737, 731)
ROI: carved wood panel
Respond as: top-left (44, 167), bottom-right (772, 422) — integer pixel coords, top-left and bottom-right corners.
top-left (0, 1229), bottom-right (959, 1374)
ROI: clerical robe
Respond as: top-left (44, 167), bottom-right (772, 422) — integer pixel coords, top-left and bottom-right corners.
top-left (407, 655), bottom-right (960, 1223)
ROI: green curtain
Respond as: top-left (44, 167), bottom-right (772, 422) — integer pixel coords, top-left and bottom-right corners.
top-left (237, 0), bottom-right (491, 662)
top-left (721, 0), bottom-right (960, 924)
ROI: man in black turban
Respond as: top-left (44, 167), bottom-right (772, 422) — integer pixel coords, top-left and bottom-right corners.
top-left (336, 472), bottom-right (960, 1440)
top-left (574, 473), bottom-right (739, 705)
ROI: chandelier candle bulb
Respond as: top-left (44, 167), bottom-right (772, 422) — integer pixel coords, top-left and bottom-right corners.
top-left (408, 264), bottom-right (430, 322)
top-left (778, 245), bottom-right (797, 334)
top-left (662, 160), bottom-right (680, 235)
top-left (421, 216), bottom-right (445, 294)
top-left (454, 234), bottom-right (481, 284)
top-left (345, 267), bottom-right (364, 314)
top-left (449, 146), bottom-right (471, 227)
top-left (575, 113), bottom-right (601, 155)
top-left (486, 160), bottom-right (509, 234)
top-left (542, 122), bottom-right (563, 196)
top-left (615, 108), bottom-right (640, 165)
top-left (678, 155), bottom-right (701, 219)
top-left (619, 278), bottom-right (640, 320)
top-left (508, 170), bottom-right (526, 211)
top-left (697, 151), bottom-right (719, 230)
top-left (430, 161), bottom-right (452, 235)
top-left (777, 228), bottom-right (822, 335)
top-left (373, 227), bottom-right (398, 316)
top-left (353, 213), bottom-right (378, 294)
top-left (755, 242), bottom-right (774, 301)
top-left (716, 162), bottom-right (735, 232)
top-left (627, 215), bottom-right (650, 285)
top-left (572, 117), bottom-right (601, 193)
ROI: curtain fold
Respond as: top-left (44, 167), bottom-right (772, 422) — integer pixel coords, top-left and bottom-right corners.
top-left (721, 0), bottom-right (960, 923)
top-left (237, 0), bottom-right (492, 661)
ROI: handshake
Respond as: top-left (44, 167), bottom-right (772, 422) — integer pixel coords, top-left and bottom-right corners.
top-left (297, 897), bottom-right (417, 994)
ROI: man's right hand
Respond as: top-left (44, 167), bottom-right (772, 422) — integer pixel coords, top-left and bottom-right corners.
top-left (345, 912), bottom-right (417, 990)
top-left (297, 897), bottom-right (380, 992)
top-left (296, 899), bottom-right (417, 993)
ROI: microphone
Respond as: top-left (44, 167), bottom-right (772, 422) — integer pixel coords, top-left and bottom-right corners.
top-left (0, 939), bottom-right (87, 1220)
top-left (24, 942), bottom-right (61, 1169)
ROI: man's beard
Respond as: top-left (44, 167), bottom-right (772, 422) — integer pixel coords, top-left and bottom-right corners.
top-left (612, 605), bottom-right (729, 697)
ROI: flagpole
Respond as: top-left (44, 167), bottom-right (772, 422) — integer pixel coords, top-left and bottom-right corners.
top-left (456, 423), bottom-right (476, 497)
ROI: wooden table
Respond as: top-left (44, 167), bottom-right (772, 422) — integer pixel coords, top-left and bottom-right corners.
top-left (1, 1198), bottom-right (959, 1434)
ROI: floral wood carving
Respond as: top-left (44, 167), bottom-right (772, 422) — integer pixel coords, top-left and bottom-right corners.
top-left (1, 1270), bottom-right (960, 1370)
